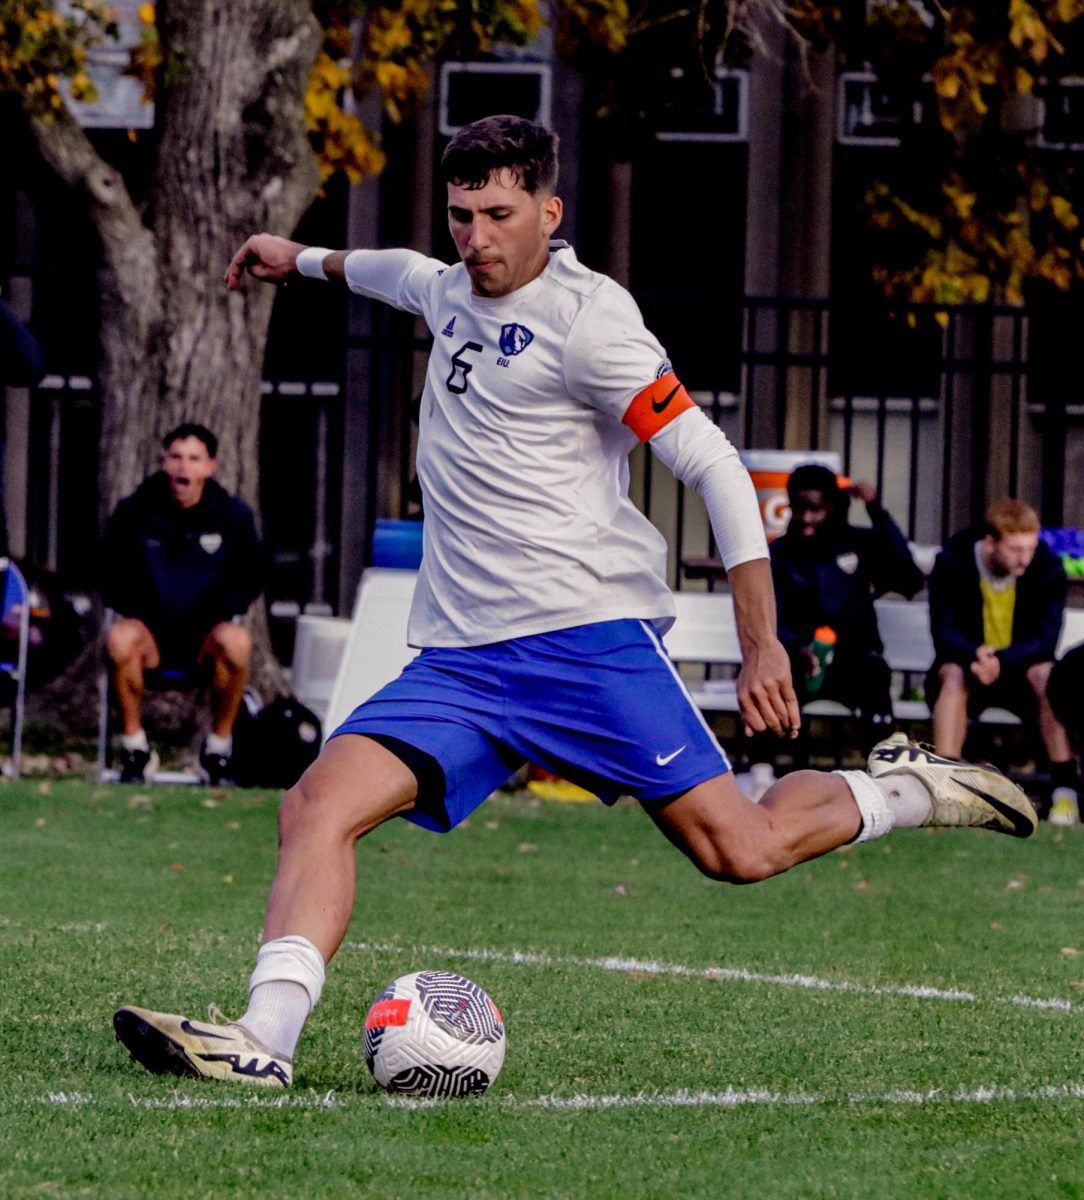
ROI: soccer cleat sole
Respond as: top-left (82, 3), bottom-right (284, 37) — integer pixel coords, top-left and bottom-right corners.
top-left (114, 1007), bottom-right (206, 1080)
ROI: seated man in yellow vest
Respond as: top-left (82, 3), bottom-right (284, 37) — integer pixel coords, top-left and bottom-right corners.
top-left (927, 498), bottom-right (1077, 821)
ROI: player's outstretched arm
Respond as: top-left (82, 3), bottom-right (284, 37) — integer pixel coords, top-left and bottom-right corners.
top-left (728, 558), bottom-right (801, 739)
top-left (224, 235), bottom-right (349, 291)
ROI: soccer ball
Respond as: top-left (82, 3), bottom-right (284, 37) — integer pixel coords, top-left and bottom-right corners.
top-left (363, 970), bottom-right (506, 1098)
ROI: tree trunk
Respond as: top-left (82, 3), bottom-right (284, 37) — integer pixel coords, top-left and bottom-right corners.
top-left (22, 0), bottom-right (324, 713)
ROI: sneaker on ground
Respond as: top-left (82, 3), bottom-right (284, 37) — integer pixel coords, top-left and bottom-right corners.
top-left (868, 732), bottom-right (1037, 838)
top-left (114, 1004), bottom-right (292, 1087)
top-left (199, 742), bottom-right (233, 787)
top-left (1048, 788), bottom-right (1080, 828)
top-left (118, 747), bottom-right (160, 784)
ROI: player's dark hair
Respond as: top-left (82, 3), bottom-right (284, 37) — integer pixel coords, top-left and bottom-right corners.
top-left (787, 464), bottom-right (843, 508)
top-left (163, 422), bottom-right (218, 459)
top-left (440, 114), bottom-right (559, 195)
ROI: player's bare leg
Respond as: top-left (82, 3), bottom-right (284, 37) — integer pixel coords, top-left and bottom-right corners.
top-left (931, 662), bottom-right (969, 758)
top-left (104, 618), bottom-right (162, 782)
top-left (200, 621), bottom-right (253, 739)
top-left (647, 770), bottom-right (860, 882)
top-left (115, 733), bottom-right (420, 1084)
top-left (651, 734), bottom-right (1036, 881)
top-left (1028, 660), bottom-right (1074, 764)
top-left (264, 734), bottom-right (419, 960)
top-left (104, 617), bottom-right (160, 736)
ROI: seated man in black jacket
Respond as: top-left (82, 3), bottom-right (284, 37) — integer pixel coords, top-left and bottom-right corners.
top-left (928, 498), bottom-right (1076, 819)
top-left (771, 464), bottom-right (924, 750)
top-left (101, 424), bottom-right (262, 784)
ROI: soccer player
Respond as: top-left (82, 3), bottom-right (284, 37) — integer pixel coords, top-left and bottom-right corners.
top-left (114, 115), bottom-right (1036, 1088)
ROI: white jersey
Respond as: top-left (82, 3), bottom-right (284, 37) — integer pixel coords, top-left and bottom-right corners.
top-left (345, 243), bottom-right (696, 647)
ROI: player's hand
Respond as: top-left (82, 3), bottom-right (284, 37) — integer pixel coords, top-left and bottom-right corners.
top-left (850, 480), bottom-right (878, 506)
top-left (224, 234), bottom-right (306, 290)
top-left (971, 654), bottom-right (1001, 685)
top-left (737, 637), bottom-right (801, 739)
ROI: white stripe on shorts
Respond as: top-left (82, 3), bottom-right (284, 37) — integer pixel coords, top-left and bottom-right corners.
top-left (638, 620), bottom-right (731, 772)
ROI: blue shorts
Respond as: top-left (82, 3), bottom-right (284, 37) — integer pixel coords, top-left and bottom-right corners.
top-left (331, 619), bottom-right (731, 832)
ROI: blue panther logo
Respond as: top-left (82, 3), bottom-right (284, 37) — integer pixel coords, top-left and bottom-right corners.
top-left (499, 323), bottom-right (534, 357)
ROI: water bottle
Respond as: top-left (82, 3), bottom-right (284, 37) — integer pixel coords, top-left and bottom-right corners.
top-left (807, 626), bottom-right (837, 695)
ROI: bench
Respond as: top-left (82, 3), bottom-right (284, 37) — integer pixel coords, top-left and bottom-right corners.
top-left (665, 591), bottom-right (1084, 727)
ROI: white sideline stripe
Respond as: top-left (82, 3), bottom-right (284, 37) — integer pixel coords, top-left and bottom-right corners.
top-left (42, 1091), bottom-right (344, 1110)
top-left (391, 1083), bottom-right (1084, 1112)
top-left (345, 940), bottom-right (1079, 1015)
top-left (41, 1084), bottom-right (1084, 1113)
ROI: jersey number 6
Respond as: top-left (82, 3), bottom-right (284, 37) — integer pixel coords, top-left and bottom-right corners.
top-left (446, 341), bottom-right (484, 395)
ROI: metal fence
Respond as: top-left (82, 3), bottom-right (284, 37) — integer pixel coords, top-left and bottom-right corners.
top-left (16, 296), bottom-right (1082, 611)
top-left (355, 296), bottom-right (1081, 592)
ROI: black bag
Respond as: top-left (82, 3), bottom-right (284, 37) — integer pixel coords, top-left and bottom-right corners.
top-left (231, 694), bottom-right (322, 789)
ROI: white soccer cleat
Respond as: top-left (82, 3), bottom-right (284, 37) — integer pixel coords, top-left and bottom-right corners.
top-left (868, 732), bottom-right (1037, 839)
top-left (114, 1004), bottom-right (292, 1087)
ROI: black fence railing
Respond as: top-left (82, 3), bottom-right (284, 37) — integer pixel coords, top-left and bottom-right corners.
top-left (16, 296), bottom-right (1081, 612)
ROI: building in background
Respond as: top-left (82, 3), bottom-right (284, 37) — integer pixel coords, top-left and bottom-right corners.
top-left (2, 11), bottom-right (1082, 618)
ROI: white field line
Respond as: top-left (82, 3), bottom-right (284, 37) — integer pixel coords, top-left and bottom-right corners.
top-left (40, 1084), bottom-right (1084, 1113)
top-left (344, 940), bottom-right (1078, 1015)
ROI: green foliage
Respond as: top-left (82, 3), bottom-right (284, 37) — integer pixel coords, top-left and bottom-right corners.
top-left (4, 779), bottom-right (1084, 1197)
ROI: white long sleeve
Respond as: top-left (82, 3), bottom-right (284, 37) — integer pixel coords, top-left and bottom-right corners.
top-left (648, 407), bottom-right (768, 570)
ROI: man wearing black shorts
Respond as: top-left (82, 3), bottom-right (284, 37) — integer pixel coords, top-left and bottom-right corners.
top-left (101, 423), bottom-right (262, 784)
top-left (927, 497), bottom-right (1077, 817)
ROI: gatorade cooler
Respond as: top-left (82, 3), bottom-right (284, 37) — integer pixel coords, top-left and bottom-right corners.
top-left (739, 449), bottom-right (844, 542)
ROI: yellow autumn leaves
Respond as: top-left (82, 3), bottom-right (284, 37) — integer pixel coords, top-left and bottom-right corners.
top-left (0, 0), bottom-right (112, 112)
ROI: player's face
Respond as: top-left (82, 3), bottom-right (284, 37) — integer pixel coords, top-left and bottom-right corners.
top-left (162, 436), bottom-right (216, 509)
top-left (788, 489), bottom-right (832, 538)
top-left (447, 170), bottom-right (563, 298)
top-left (985, 530), bottom-right (1038, 577)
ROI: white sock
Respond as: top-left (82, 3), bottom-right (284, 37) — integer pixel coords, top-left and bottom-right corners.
top-left (121, 729), bottom-right (149, 752)
top-left (204, 732), bottom-right (232, 755)
top-left (877, 773), bottom-right (934, 828)
top-left (834, 770), bottom-right (888, 843)
top-left (238, 981), bottom-right (311, 1059)
top-left (237, 935), bottom-right (326, 1060)
top-left (834, 769), bottom-right (933, 843)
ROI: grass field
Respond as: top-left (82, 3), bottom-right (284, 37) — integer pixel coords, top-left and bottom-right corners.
top-left (4, 776), bottom-right (1084, 1199)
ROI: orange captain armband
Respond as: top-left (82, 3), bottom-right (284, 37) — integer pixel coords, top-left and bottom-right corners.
top-left (621, 371), bottom-right (696, 442)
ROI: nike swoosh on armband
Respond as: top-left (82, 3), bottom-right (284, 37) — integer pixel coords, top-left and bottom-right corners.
top-left (622, 373), bottom-right (695, 442)
top-left (652, 384), bottom-right (681, 414)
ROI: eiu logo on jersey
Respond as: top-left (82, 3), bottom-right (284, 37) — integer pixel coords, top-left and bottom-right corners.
top-left (655, 360), bottom-right (672, 380)
top-left (499, 323), bottom-right (534, 357)
top-left (441, 316), bottom-right (456, 337)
